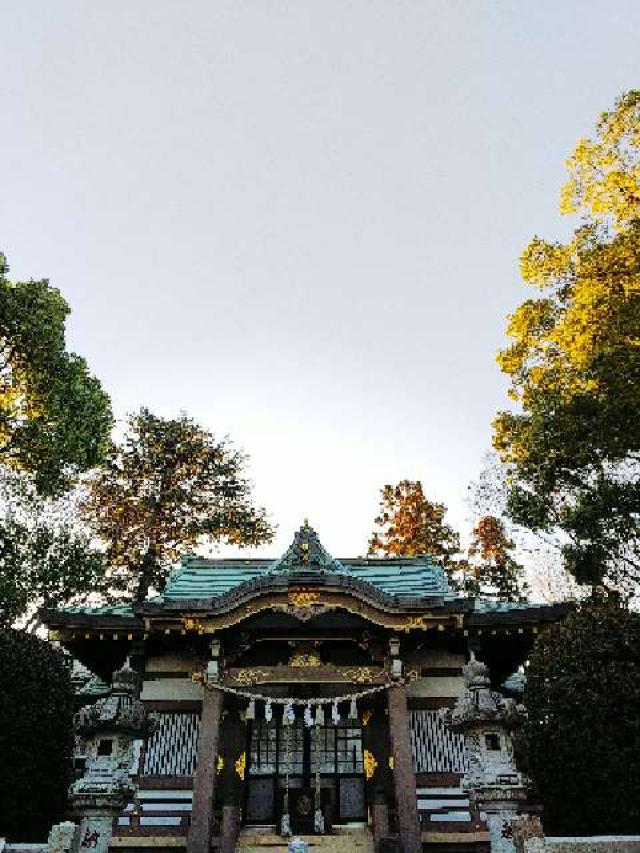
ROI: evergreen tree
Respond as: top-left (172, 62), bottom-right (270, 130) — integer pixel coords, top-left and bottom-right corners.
top-left (0, 629), bottom-right (74, 840)
top-left (0, 253), bottom-right (112, 495)
top-left (0, 468), bottom-right (104, 627)
top-left (523, 595), bottom-right (640, 834)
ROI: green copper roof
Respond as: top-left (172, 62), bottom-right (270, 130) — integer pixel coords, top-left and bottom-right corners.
top-left (50, 525), bottom-right (559, 618)
top-left (161, 554), bottom-right (451, 601)
top-left (160, 523), bottom-right (452, 601)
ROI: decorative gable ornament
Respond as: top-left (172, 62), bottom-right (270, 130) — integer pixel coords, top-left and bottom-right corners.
top-left (269, 521), bottom-right (348, 574)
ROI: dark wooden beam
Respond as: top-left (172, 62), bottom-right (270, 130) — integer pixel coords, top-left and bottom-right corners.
top-left (188, 686), bottom-right (224, 853)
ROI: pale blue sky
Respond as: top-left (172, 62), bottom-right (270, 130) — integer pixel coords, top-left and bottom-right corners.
top-left (2, 2), bottom-right (639, 558)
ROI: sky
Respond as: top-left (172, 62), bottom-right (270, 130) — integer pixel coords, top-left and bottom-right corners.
top-left (2, 1), bottom-right (640, 560)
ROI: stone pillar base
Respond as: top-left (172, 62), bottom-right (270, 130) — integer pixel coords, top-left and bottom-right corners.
top-left (77, 814), bottom-right (116, 853)
top-left (47, 822), bottom-right (80, 853)
top-left (372, 802), bottom-right (390, 850)
top-left (219, 805), bottom-right (238, 853)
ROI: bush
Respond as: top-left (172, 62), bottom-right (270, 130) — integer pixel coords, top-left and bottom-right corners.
top-left (523, 595), bottom-right (640, 834)
top-left (0, 629), bottom-right (74, 841)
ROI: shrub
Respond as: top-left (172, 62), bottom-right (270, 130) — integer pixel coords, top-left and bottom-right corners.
top-left (0, 629), bottom-right (74, 840)
top-left (524, 595), bottom-right (640, 834)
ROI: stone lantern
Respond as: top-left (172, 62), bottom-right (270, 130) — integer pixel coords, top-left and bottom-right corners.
top-left (448, 654), bottom-right (527, 853)
top-left (69, 661), bottom-right (151, 853)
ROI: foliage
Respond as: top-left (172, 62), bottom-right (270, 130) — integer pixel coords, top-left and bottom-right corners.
top-left (0, 628), bottom-right (74, 840)
top-left (465, 515), bottom-right (526, 601)
top-left (523, 595), bottom-right (640, 834)
top-left (469, 453), bottom-right (583, 603)
top-left (367, 480), bottom-right (461, 571)
top-left (493, 91), bottom-right (640, 587)
top-left (0, 468), bottom-right (106, 627)
top-left (368, 480), bottom-right (527, 597)
top-left (560, 89), bottom-right (640, 230)
top-left (81, 408), bottom-right (274, 601)
top-left (0, 253), bottom-right (112, 495)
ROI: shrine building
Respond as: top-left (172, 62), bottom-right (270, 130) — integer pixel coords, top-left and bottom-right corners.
top-left (43, 523), bottom-right (569, 853)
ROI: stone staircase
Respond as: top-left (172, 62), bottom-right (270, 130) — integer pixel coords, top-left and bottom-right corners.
top-left (236, 826), bottom-right (374, 853)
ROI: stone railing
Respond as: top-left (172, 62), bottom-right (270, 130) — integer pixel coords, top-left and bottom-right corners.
top-left (525, 838), bottom-right (640, 853)
top-left (0, 822), bottom-right (80, 853)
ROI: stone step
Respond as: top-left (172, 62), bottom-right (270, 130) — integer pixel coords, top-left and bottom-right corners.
top-left (236, 826), bottom-right (374, 853)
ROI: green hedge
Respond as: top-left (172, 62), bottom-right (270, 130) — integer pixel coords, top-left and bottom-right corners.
top-left (523, 595), bottom-right (640, 834)
top-left (0, 629), bottom-right (74, 841)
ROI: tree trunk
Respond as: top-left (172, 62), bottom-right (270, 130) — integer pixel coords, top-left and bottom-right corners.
top-left (135, 547), bottom-right (157, 603)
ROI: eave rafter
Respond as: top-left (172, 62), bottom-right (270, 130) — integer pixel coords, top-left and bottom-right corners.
top-left (40, 574), bottom-right (572, 644)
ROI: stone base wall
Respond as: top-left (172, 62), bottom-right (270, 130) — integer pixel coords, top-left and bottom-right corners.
top-left (526, 838), bottom-right (640, 853)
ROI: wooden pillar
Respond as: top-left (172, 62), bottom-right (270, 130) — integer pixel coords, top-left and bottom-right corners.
top-left (387, 684), bottom-right (421, 853)
top-left (188, 686), bottom-right (224, 853)
top-left (362, 705), bottom-right (392, 849)
top-left (218, 709), bottom-right (245, 853)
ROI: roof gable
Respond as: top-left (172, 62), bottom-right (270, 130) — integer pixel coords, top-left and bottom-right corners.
top-left (268, 521), bottom-right (347, 574)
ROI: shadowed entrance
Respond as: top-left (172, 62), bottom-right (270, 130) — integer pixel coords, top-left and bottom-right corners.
top-left (246, 717), bottom-right (365, 831)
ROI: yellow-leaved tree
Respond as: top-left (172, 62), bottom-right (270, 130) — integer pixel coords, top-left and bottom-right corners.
top-left (494, 90), bottom-right (640, 588)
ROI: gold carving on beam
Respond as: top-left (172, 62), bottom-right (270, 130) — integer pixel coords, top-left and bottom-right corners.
top-left (400, 616), bottom-right (429, 633)
top-left (388, 756), bottom-right (395, 770)
top-left (288, 589), bottom-right (321, 609)
top-left (216, 755), bottom-right (224, 774)
top-left (182, 617), bottom-right (205, 633)
top-left (405, 667), bottom-right (419, 683)
top-left (231, 668), bottom-right (272, 686)
top-left (234, 752), bottom-right (246, 780)
top-left (363, 749), bottom-right (378, 780)
top-left (361, 709), bottom-right (373, 727)
top-left (289, 651), bottom-right (322, 668)
top-left (343, 666), bottom-right (383, 684)
top-left (192, 670), bottom-right (205, 684)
